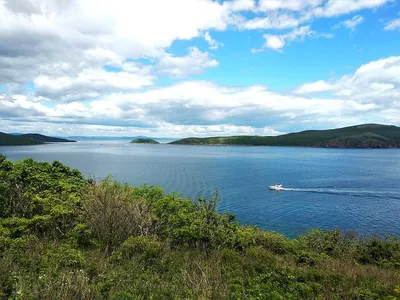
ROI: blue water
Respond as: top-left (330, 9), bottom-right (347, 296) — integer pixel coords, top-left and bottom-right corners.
top-left (1, 141), bottom-right (400, 238)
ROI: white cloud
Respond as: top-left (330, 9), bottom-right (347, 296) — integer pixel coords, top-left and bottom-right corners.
top-left (293, 80), bottom-right (335, 94)
top-left (335, 15), bottom-right (364, 30)
top-left (0, 1), bottom-right (398, 137)
top-left (0, 118), bottom-right (283, 138)
top-left (258, 0), bottom-right (323, 11)
top-left (204, 31), bottom-right (223, 50)
top-left (242, 13), bottom-right (300, 29)
top-left (255, 26), bottom-right (331, 52)
top-left (34, 64), bottom-right (155, 102)
top-left (384, 18), bottom-right (400, 30)
top-left (227, 0), bottom-right (256, 11)
top-left (293, 56), bottom-right (400, 105)
top-left (0, 0), bottom-right (230, 86)
top-left (4, 53), bottom-right (400, 137)
top-left (242, 0), bottom-right (390, 30)
top-left (310, 0), bottom-right (391, 18)
top-left (263, 26), bottom-right (313, 51)
top-left (0, 0), bottom-right (392, 92)
top-left (158, 47), bottom-right (219, 78)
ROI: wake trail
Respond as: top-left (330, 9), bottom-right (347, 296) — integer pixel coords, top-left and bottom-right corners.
top-left (280, 187), bottom-right (400, 200)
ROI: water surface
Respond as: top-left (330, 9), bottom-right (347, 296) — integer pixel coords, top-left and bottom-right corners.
top-left (2, 141), bottom-right (400, 237)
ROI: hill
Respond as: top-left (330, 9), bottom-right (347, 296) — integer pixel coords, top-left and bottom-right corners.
top-left (0, 132), bottom-right (43, 146)
top-left (0, 132), bottom-right (76, 146)
top-left (170, 124), bottom-right (400, 148)
top-left (20, 133), bottom-right (76, 143)
top-left (0, 155), bottom-right (399, 298)
top-left (130, 138), bottom-right (159, 144)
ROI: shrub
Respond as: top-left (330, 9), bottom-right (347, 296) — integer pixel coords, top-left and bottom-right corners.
top-left (67, 223), bottom-right (96, 248)
top-left (357, 235), bottom-right (400, 268)
top-left (152, 192), bottom-right (238, 250)
top-left (299, 229), bottom-right (359, 259)
top-left (254, 231), bottom-right (298, 254)
top-left (83, 179), bottom-right (156, 253)
top-left (112, 236), bottom-right (162, 261)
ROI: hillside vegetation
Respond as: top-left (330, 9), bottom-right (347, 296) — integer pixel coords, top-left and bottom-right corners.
top-left (130, 138), bottom-right (159, 144)
top-left (170, 124), bottom-right (400, 148)
top-left (20, 134), bottom-right (76, 143)
top-left (0, 154), bottom-right (400, 299)
top-left (0, 132), bottom-right (75, 146)
top-left (0, 132), bottom-right (43, 146)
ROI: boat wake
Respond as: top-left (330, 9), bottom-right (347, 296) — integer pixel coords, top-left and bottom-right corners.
top-left (280, 187), bottom-right (400, 200)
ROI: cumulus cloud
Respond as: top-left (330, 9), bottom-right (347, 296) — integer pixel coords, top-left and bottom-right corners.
top-left (293, 80), bottom-right (335, 94)
top-left (257, 0), bottom-right (323, 11)
top-left (241, 0), bottom-right (390, 30)
top-left (242, 13), bottom-right (301, 29)
top-left (293, 56), bottom-right (400, 105)
top-left (34, 64), bottom-right (155, 102)
top-left (253, 26), bottom-right (332, 52)
top-left (227, 0), bottom-right (256, 11)
top-left (0, 0), bottom-right (229, 86)
top-left (0, 0), bottom-right (391, 90)
top-left (204, 32), bottom-right (223, 50)
top-left (158, 48), bottom-right (219, 78)
top-left (4, 54), bottom-right (400, 137)
top-left (384, 18), bottom-right (400, 30)
top-left (0, 1), bottom-right (397, 137)
top-left (335, 15), bottom-right (364, 30)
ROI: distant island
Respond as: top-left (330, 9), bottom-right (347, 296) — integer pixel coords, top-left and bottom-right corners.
top-left (170, 124), bottom-right (400, 148)
top-left (0, 132), bottom-right (76, 146)
top-left (130, 138), bottom-right (159, 144)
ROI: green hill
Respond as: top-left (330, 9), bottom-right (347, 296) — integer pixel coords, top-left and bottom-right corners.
top-left (0, 132), bottom-right (76, 146)
top-left (130, 138), bottom-right (159, 144)
top-left (20, 133), bottom-right (76, 143)
top-left (170, 124), bottom-right (400, 148)
top-left (0, 132), bottom-right (43, 146)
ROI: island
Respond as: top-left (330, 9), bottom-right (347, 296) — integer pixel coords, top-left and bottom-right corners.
top-left (130, 138), bottom-right (159, 144)
top-left (170, 124), bottom-right (400, 148)
top-left (0, 132), bottom-right (76, 146)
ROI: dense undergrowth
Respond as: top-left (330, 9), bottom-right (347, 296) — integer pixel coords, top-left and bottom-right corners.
top-left (0, 153), bottom-right (400, 299)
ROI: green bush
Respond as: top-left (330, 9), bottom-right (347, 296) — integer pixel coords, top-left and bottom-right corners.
top-left (254, 230), bottom-right (298, 254)
top-left (357, 235), bottom-right (400, 268)
top-left (83, 179), bottom-right (156, 253)
top-left (112, 236), bottom-right (162, 261)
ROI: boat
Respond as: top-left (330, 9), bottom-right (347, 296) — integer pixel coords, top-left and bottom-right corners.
top-left (269, 184), bottom-right (283, 191)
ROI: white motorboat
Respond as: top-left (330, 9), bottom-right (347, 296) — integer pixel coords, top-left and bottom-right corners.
top-left (269, 184), bottom-right (283, 191)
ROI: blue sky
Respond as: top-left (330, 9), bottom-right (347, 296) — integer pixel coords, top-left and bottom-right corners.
top-left (0, 0), bottom-right (399, 137)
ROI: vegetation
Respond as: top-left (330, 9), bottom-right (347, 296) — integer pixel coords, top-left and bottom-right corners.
top-left (1, 154), bottom-right (400, 299)
top-left (130, 138), bottom-right (159, 144)
top-left (0, 133), bottom-right (43, 146)
top-left (0, 133), bottom-right (75, 146)
top-left (170, 124), bottom-right (400, 148)
top-left (19, 134), bottom-right (76, 143)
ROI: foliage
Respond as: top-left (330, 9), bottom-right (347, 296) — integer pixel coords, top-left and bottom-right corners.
top-left (130, 138), bottom-right (159, 144)
top-left (0, 155), bottom-right (399, 299)
top-left (170, 123), bottom-right (400, 148)
top-left (0, 133), bottom-right (75, 146)
top-left (0, 133), bottom-right (42, 146)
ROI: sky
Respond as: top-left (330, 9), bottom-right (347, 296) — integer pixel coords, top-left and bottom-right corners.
top-left (0, 0), bottom-right (399, 138)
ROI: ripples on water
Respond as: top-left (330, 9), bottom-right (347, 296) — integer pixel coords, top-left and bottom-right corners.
top-left (1, 141), bottom-right (400, 237)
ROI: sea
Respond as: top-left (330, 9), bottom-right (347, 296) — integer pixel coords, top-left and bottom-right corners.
top-left (1, 140), bottom-right (400, 238)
